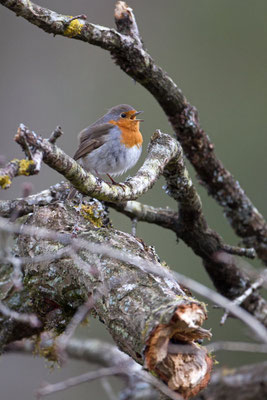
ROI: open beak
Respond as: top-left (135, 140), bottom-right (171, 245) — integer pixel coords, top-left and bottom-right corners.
top-left (132, 110), bottom-right (144, 121)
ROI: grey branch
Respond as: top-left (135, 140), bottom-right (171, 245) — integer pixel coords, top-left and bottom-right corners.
top-left (0, 301), bottom-right (41, 328)
top-left (0, 207), bottom-right (212, 398)
top-left (6, 337), bottom-right (267, 400)
top-left (0, 126), bottom-right (63, 190)
top-left (0, 0), bottom-right (266, 262)
top-left (0, 182), bottom-right (69, 218)
top-left (1, 124), bottom-right (266, 327)
top-left (6, 337), bottom-right (180, 400)
top-left (1, 214), bottom-right (267, 343)
top-left (220, 273), bottom-right (265, 325)
top-left (14, 125), bottom-right (178, 202)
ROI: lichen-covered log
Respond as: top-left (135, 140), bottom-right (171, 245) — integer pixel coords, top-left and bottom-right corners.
top-left (1, 201), bottom-right (212, 398)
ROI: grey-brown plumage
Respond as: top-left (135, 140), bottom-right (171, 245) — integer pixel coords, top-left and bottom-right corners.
top-left (68, 104), bottom-right (143, 200)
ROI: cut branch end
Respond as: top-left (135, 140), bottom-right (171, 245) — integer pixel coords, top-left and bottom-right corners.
top-left (145, 303), bottom-right (212, 398)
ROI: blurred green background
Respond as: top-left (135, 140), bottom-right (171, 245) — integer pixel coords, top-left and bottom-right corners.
top-left (0, 1), bottom-right (266, 399)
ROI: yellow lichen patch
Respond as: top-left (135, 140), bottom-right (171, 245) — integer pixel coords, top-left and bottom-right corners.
top-left (80, 204), bottom-right (103, 227)
top-left (18, 159), bottom-right (35, 176)
top-left (64, 18), bottom-right (83, 38)
top-left (0, 175), bottom-right (12, 189)
top-left (33, 335), bottom-right (59, 366)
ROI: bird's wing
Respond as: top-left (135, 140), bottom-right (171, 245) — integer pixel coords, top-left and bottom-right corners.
top-left (73, 123), bottom-right (114, 160)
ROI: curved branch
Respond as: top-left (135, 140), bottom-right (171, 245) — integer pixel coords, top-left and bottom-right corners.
top-left (13, 125), bottom-right (178, 202)
top-left (0, 0), bottom-right (124, 50)
top-left (1, 122), bottom-right (266, 326)
top-left (1, 0), bottom-right (265, 262)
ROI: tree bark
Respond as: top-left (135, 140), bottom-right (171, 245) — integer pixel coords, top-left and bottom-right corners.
top-left (0, 200), bottom-right (212, 398)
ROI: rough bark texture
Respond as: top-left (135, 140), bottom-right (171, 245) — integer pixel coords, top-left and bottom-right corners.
top-left (1, 1), bottom-right (266, 263)
top-left (193, 362), bottom-right (267, 400)
top-left (2, 120), bottom-right (267, 326)
top-left (0, 201), bottom-right (212, 398)
top-left (13, 125), bottom-right (179, 202)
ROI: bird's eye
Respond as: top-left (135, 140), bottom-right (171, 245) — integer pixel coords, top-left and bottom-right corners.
top-left (120, 113), bottom-right (127, 118)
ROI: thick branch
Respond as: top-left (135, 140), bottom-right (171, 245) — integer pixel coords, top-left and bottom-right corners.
top-left (1, 0), bottom-right (265, 261)
top-left (110, 158), bottom-right (267, 327)
top-left (2, 122), bottom-right (266, 326)
top-left (0, 203), bottom-right (212, 398)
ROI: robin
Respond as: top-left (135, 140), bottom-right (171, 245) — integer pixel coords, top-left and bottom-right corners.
top-left (68, 104), bottom-right (144, 199)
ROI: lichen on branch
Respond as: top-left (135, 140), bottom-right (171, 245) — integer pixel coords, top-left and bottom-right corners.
top-left (0, 202), bottom-right (212, 398)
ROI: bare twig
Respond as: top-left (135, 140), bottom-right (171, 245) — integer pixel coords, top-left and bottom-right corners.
top-left (48, 126), bottom-right (63, 144)
top-left (115, 1), bottom-right (143, 46)
top-left (221, 244), bottom-right (256, 259)
top-left (36, 366), bottom-right (124, 398)
top-left (0, 301), bottom-right (41, 328)
top-left (220, 274), bottom-right (265, 325)
top-left (101, 378), bottom-right (117, 400)
top-left (206, 341), bottom-right (267, 353)
top-left (1, 0), bottom-right (265, 261)
top-left (108, 200), bottom-right (179, 232)
top-left (6, 337), bottom-right (267, 400)
top-left (131, 217), bottom-right (138, 236)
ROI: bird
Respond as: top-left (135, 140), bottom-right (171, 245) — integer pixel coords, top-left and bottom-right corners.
top-left (68, 104), bottom-right (144, 199)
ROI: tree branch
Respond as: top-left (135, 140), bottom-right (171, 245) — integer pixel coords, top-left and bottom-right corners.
top-left (1, 0), bottom-right (265, 262)
top-left (1, 121), bottom-right (266, 326)
top-left (193, 362), bottom-right (267, 400)
top-left (0, 205), bottom-right (212, 398)
top-left (13, 125), bottom-right (178, 202)
top-left (5, 338), bottom-right (267, 400)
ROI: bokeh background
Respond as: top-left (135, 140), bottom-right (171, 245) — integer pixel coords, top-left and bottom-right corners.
top-left (1, 1), bottom-right (267, 399)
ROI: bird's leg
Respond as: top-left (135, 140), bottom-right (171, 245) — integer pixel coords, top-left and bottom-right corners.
top-left (107, 173), bottom-right (117, 184)
top-left (106, 174), bottom-right (124, 188)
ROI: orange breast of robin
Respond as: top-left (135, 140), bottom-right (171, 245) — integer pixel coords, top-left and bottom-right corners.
top-left (109, 118), bottom-right (143, 149)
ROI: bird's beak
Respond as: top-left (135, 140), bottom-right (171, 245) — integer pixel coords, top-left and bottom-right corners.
top-left (132, 110), bottom-right (144, 121)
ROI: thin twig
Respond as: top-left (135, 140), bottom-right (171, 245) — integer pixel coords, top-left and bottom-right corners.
top-left (206, 341), bottom-right (267, 353)
top-left (36, 366), bottom-right (123, 398)
top-left (0, 301), bottom-right (41, 328)
top-left (131, 217), bottom-right (138, 236)
top-left (220, 275), bottom-right (265, 325)
top-left (48, 126), bottom-right (63, 144)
